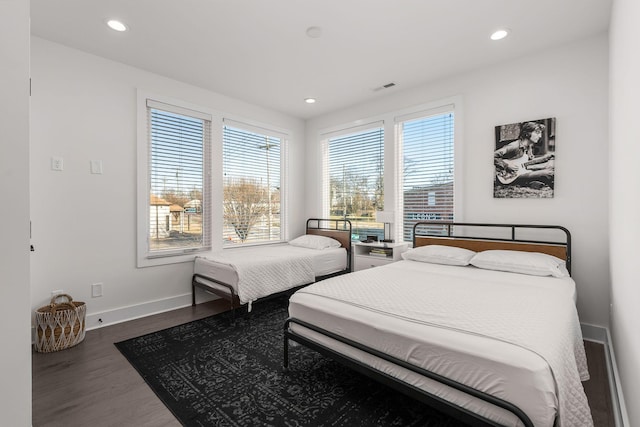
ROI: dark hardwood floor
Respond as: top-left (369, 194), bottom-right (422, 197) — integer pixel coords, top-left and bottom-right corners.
top-left (33, 301), bottom-right (615, 427)
top-left (32, 299), bottom-right (229, 427)
top-left (583, 340), bottom-right (616, 427)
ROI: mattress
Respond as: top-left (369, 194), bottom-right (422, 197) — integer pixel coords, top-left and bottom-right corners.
top-left (194, 244), bottom-right (347, 303)
top-left (288, 260), bottom-right (590, 427)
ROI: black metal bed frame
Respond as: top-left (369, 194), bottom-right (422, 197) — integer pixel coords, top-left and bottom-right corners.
top-left (283, 222), bottom-right (573, 427)
top-left (413, 222), bottom-right (571, 274)
top-left (191, 218), bottom-right (352, 320)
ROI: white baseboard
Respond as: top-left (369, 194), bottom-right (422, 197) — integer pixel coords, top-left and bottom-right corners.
top-left (581, 323), bottom-right (629, 427)
top-left (581, 322), bottom-right (608, 343)
top-left (85, 292), bottom-right (217, 331)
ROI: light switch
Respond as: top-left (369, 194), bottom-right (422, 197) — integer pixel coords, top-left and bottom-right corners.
top-left (92, 283), bottom-right (103, 297)
top-left (90, 160), bottom-right (103, 174)
top-left (51, 156), bottom-right (63, 171)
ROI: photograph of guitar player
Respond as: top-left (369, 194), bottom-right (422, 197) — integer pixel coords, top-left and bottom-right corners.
top-left (494, 119), bottom-right (556, 198)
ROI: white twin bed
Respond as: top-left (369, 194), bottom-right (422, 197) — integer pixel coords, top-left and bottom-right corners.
top-left (284, 222), bottom-right (593, 427)
top-left (191, 219), bottom-right (351, 316)
top-left (194, 245), bottom-right (347, 307)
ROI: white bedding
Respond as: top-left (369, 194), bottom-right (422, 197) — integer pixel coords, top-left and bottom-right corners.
top-left (288, 260), bottom-right (592, 427)
top-left (194, 244), bottom-right (346, 305)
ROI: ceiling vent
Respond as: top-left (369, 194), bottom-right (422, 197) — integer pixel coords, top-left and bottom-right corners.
top-left (372, 82), bottom-right (396, 92)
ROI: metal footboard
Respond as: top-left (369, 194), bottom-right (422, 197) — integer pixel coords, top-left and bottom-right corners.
top-left (284, 318), bottom-right (535, 427)
top-left (192, 273), bottom-right (240, 321)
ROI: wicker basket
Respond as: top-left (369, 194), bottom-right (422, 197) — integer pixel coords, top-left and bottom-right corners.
top-left (34, 293), bottom-right (86, 353)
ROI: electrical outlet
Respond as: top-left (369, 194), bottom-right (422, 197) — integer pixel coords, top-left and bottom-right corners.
top-left (92, 283), bottom-right (103, 298)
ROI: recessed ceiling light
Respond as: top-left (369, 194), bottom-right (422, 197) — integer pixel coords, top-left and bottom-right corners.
top-left (107, 19), bottom-right (128, 32)
top-left (490, 29), bottom-right (509, 41)
top-left (306, 26), bottom-right (323, 38)
top-left (304, 98), bottom-right (317, 104)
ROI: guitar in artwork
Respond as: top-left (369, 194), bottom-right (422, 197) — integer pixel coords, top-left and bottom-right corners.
top-left (496, 153), bottom-right (554, 185)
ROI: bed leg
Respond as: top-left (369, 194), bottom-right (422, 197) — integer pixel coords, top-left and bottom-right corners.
top-left (283, 336), bottom-right (289, 370)
top-left (283, 319), bottom-right (291, 370)
top-left (191, 280), bottom-right (196, 306)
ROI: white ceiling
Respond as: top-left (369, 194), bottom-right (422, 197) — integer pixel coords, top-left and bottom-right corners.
top-left (30, 0), bottom-right (611, 120)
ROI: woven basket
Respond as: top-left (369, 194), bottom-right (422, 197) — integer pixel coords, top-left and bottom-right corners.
top-left (34, 293), bottom-right (86, 353)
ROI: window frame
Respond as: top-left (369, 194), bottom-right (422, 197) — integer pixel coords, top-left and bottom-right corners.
top-left (394, 105), bottom-right (457, 243)
top-left (136, 91), bottom-right (214, 267)
top-left (320, 121), bottom-right (385, 240)
top-left (316, 96), bottom-right (463, 244)
top-left (221, 118), bottom-right (289, 247)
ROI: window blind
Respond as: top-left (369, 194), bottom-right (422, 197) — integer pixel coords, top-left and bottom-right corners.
top-left (323, 125), bottom-right (384, 239)
top-left (396, 111), bottom-right (454, 241)
top-left (222, 123), bottom-right (283, 245)
top-left (147, 104), bottom-right (211, 254)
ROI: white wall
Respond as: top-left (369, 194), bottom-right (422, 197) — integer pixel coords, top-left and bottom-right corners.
top-left (609, 0), bottom-right (640, 424)
top-left (25, 15), bottom-right (636, 424)
top-left (0, 0), bottom-right (32, 424)
top-left (306, 34), bottom-right (610, 327)
top-left (29, 37), bottom-right (306, 327)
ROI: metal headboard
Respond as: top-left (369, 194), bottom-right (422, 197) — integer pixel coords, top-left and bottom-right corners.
top-left (306, 218), bottom-right (352, 272)
top-left (412, 222), bottom-right (572, 275)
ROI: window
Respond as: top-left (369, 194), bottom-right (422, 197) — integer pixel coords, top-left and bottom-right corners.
top-left (322, 124), bottom-right (384, 240)
top-left (222, 120), bottom-right (285, 246)
top-left (396, 109), bottom-right (455, 241)
top-left (138, 97), bottom-right (212, 266)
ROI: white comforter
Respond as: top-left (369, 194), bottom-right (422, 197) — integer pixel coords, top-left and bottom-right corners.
top-left (295, 260), bottom-right (593, 427)
top-left (199, 246), bottom-right (315, 305)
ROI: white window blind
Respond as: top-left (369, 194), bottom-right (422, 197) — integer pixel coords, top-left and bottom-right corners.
top-left (146, 101), bottom-right (212, 255)
top-left (323, 124), bottom-right (384, 240)
top-left (222, 121), bottom-right (284, 245)
top-left (397, 111), bottom-right (454, 241)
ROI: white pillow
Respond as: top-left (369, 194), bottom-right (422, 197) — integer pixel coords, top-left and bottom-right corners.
top-left (470, 250), bottom-right (570, 278)
top-left (401, 245), bottom-right (476, 266)
top-left (288, 234), bottom-right (341, 250)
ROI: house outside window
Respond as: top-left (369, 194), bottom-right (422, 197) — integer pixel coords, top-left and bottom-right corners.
top-left (396, 110), bottom-right (455, 241)
top-left (137, 95), bottom-right (212, 266)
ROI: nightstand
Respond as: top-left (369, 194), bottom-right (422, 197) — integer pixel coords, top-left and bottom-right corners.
top-left (353, 241), bottom-right (409, 271)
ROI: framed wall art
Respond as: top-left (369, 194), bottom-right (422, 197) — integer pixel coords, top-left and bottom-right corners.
top-left (494, 117), bottom-right (556, 198)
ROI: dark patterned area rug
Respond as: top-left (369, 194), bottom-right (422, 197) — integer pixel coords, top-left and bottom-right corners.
top-left (115, 296), bottom-right (469, 427)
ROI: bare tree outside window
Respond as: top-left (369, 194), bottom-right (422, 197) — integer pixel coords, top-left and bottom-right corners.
top-left (223, 124), bottom-right (282, 245)
top-left (326, 126), bottom-right (384, 239)
top-left (223, 178), bottom-right (270, 242)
